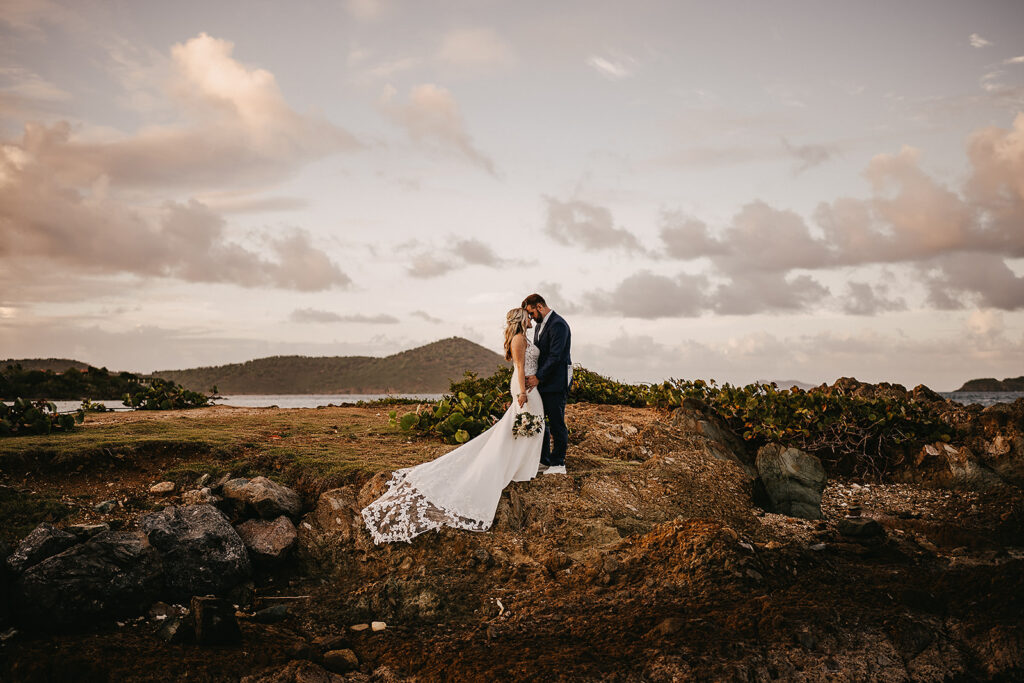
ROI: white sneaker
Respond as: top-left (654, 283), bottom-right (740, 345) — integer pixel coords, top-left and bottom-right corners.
top-left (543, 465), bottom-right (567, 475)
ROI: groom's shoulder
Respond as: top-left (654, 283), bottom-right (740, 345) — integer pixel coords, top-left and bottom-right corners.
top-left (552, 311), bottom-right (570, 329)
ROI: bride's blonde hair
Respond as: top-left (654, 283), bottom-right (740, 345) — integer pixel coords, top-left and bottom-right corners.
top-left (503, 307), bottom-right (529, 361)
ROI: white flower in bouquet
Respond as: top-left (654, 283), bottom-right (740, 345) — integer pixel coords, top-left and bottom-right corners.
top-left (512, 411), bottom-right (544, 438)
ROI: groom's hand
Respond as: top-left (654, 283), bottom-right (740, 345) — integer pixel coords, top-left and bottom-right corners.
top-left (525, 375), bottom-right (538, 389)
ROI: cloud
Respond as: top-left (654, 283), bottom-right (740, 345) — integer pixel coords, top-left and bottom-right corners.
top-left (584, 271), bottom-right (707, 318)
top-left (586, 55), bottom-right (634, 80)
top-left (453, 238), bottom-right (504, 266)
top-left (403, 237), bottom-right (507, 278)
top-left (782, 137), bottom-right (837, 173)
top-left (544, 197), bottom-right (643, 252)
top-left (14, 34), bottom-right (361, 190)
top-left (345, 0), bottom-right (390, 21)
top-left (1005, 56), bottom-right (1024, 65)
top-left (650, 114), bottom-right (1024, 313)
top-left (0, 143), bottom-right (351, 289)
top-left (841, 282), bottom-right (906, 315)
top-left (290, 309), bottom-right (399, 324)
top-left (969, 33), bottom-right (993, 48)
top-left (437, 27), bottom-right (516, 73)
top-left (0, 34), bottom-right (356, 293)
top-left (411, 310), bottom-right (443, 323)
top-left (379, 83), bottom-right (496, 175)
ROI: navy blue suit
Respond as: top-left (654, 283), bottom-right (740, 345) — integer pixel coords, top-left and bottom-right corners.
top-left (533, 311), bottom-right (571, 467)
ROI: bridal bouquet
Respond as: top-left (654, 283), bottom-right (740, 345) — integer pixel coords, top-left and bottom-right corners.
top-left (512, 411), bottom-right (544, 438)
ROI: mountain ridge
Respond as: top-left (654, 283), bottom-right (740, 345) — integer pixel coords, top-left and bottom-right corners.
top-left (154, 336), bottom-right (509, 394)
top-left (955, 376), bottom-right (1024, 392)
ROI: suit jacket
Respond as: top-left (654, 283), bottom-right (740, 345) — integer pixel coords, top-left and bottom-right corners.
top-left (534, 311), bottom-right (572, 394)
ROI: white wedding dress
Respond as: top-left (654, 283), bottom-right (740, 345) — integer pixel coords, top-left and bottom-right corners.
top-left (362, 340), bottom-right (545, 544)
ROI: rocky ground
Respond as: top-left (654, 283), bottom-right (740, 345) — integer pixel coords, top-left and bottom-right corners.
top-left (0, 399), bottom-right (1022, 681)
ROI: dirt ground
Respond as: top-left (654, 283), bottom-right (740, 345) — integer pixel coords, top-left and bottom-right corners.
top-left (1, 404), bottom-right (1022, 681)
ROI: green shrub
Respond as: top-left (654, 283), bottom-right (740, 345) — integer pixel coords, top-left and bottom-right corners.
top-left (394, 365), bottom-right (953, 475)
top-left (123, 378), bottom-right (212, 410)
top-left (0, 398), bottom-right (84, 437)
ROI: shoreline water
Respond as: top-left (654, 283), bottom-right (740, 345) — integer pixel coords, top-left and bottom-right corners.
top-left (11, 390), bottom-right (1023, 413)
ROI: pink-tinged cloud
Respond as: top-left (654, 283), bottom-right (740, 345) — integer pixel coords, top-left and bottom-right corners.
top-left (380, 83), bottom-right (496, 175)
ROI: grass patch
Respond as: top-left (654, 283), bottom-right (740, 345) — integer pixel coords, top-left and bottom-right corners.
top-left (0, 485), bottom-right (71, 545)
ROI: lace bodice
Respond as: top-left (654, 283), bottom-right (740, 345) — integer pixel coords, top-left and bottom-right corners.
top-left (524, 339), bottom-right (540, 376)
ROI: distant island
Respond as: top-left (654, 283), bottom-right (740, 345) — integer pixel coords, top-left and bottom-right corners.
top-left (955, 376), bottom-right (1024, 392)
top-left (156, 337), bottom-right (508, 394)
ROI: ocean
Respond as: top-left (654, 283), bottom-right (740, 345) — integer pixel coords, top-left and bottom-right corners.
top-left (14, 391), bottom-right (1024, 414)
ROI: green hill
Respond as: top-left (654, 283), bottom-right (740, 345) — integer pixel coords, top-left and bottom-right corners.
top-left (156, 337), bottom-right (509, 394)
top-left (3, 358), bottom-right (92, 373)
top-left (956, 376), bottom-right (1024, 392)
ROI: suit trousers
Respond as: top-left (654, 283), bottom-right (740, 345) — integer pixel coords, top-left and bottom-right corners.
top-left (539, 390), bottom-right (568, 467)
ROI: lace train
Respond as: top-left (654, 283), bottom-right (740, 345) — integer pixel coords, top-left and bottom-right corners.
top-left (361, 469), bottom-right (491, 544)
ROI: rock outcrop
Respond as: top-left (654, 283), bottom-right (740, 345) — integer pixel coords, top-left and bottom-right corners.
top-left (755, 443), bottom-right (826, 519)
top-left (6, 523), bottom-right (79, 575)
top-left (236, 516), bottom-right (299, 566)
top-left (16, 531), bottom-right (162, 629)
top-left (222, 476), bottom-right (302, 520)
top-left (140, 504), bottom-right (251, 601)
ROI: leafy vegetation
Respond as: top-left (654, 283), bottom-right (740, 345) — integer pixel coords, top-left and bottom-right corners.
top-left (0, 398), bottom-right (84, 437)
top-left (1, 363), bottom-right (149, 400)
top-left (122, 378), bottom-right (213, 410)
top-left (396, 365), bottom-right (954, 474)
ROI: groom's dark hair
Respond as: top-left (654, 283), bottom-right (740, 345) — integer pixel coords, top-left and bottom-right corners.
top-left (522, 293), bottom-right (546, 307)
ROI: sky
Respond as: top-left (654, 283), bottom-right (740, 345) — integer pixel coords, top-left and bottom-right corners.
top-left (1, 0), bottom-right (1023, 391)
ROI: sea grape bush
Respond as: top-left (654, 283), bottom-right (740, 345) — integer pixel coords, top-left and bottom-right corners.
top-left (122, 378), bottom-right (212, 410)
top-left (0, 398), bottom-right (84, 437)
top-left (395, 366), bottom-right (953, 474)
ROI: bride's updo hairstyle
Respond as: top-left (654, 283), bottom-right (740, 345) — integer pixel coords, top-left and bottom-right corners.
top-left (503, 307), bottom-right (530, 361)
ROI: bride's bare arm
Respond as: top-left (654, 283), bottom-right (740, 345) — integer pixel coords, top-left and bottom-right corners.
top-left (511, 334), bottom-right (528, 407)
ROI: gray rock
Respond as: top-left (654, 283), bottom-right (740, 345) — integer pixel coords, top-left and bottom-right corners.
top-left (6, 523), bottom-right (79, 574)
top-left (191, 595), bottom-right (240, 645)
top-left (755, 443), bottom-right (826, 520)
top-left (94, 500), bottom-right (117, 514)
top-left (235, 516), bottom-right (298, 565)
top-left (156, 612), bottom-right (192, 643)
top-left (838, 517), bottom-right (885, 539)
top-left (181, 487), bottom-right (220, 506)
top-left (243, 476), bottom-right (303, 520)
top-left (902, 443), bottom-right (1005, 490)
top-left (16, 531), bottom-right (162, 630)
top-left (139, 504), bottom-right (251, 601)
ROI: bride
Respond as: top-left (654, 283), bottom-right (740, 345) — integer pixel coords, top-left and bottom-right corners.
top-left (361, 308), bottom-right (546, 544)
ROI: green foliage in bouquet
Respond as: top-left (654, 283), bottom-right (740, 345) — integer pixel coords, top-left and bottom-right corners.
top-left (0, 398), bottom-right (84, 437)
top-left (122, 378), bottom-right (213, 410)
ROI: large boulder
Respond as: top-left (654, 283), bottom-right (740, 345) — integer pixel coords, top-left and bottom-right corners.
top-left (6, 523), bottom-right (79, 575)
top-left (897, 442), bottom-right (1005, 490)
top-left (236, 516), bottom-right (298, 566)
top-left (16, 531), bottom-right (162, 630)
top-left (140, 504), bottom-right (251, 601)
top-left (755, 443), bottom-right (826, 519)
top-left (222, 477), bottom-right (302, 520)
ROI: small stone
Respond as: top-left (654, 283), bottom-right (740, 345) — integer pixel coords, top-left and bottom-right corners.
top-left (196, 473), bottom-right (211, 487)
top-left (398, 556), bottom-right (414, 571)
top-left (810, 543), bottom-right (827, 551)
top-left (838, 517), bottom-right (884, 539)
top-left (150, 481), bottom-right (176, 495)
top-left (94, 500), bottom-right (117, 514)
top-left (313, 634), bottom-right (350, 651)
top-left (745, 569), bottom-right (764, 582)
top-left (371, 621), bottom-right (387, 631)
top-left (650, 617), bottom-right (684, 637)
top-left (323, 649), bottom-right (359, 673)
top-left (156, 614), bottom-right (192, 643)
top-left (350, 623), bottom-right (369, 631)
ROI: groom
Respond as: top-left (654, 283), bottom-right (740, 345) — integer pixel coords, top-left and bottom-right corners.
top-left (522, 293), bottom-right (572, 475)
